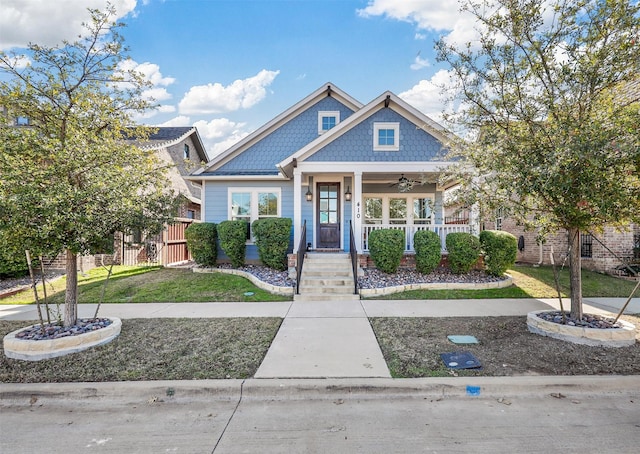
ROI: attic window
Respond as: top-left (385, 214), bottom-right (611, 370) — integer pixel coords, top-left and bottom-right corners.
top-left (183, 144), bottom-right (190, 159)
top-left (318, 111), bottom-right (340, 134)
top-left (373, 122), bottom-right (400, 151)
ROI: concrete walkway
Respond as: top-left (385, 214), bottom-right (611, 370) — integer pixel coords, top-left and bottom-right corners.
top-left (1, 297), bottom-right (638, 378)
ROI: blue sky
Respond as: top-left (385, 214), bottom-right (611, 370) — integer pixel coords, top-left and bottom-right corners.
top-left (0, 0), bottom-right (475, 156)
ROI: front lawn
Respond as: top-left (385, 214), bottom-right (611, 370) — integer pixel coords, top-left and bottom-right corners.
top-left (370, 264), bottom-right (638, 300)
top-left (1, 265), bottom-right (291, 304)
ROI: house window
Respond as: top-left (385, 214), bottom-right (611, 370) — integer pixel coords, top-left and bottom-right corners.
top-left (495, 207), bottom-right (505, 230)
top-left (186, 209), bottom-right (196, 220)
top-left (318, 111), bottom-right (340, 134)
top-left (373, 122), bottom-right (400, 151)
top-left (364, 197), bottom-right (383, 224)
top-left (389, 198), bottom-right (407, 224)
top-left (581, 233), bottom-right (593, 258)
top-left (364, 195), bottom-right (434, 225)
top-left (413, 198), bottom-right (433, 225)
top-left (183, 144), bottom-right (190, 159)
top-left (229, 189), bottom-right (280, 241)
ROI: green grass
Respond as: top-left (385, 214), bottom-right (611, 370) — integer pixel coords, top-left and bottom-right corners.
top-left (2, 265), bottom-right (291, 304)
top-left (368, 264), bottom-right (639, 300)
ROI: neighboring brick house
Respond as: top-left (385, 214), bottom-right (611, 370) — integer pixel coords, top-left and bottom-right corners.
top-left (115, 126), bottom-right (209, 266)
top-left (45, 126), bottom-right (209, 271)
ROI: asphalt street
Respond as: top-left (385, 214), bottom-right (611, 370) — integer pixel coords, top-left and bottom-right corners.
top-left (2, 377), bottom-right (639, 453)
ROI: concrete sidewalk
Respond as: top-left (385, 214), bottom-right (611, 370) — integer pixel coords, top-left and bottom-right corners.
top-left (2, 297), bottom-right (638, 379)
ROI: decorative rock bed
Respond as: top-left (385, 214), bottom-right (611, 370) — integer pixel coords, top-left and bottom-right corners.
top-left (3, 317), bottom-right (122, 361)
top-left (527, 310), bottom-right (636, 347)
top-left (193, 265), bottom-right (295, 296)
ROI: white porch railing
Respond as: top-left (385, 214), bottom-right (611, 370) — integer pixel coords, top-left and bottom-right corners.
top-left (362, 224), bottom-right (471, 252)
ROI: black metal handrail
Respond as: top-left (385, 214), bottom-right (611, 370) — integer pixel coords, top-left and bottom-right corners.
top-left (349, 220), bottom-right (359, 295)
top-left (295, 220), bottom-right (307, 295)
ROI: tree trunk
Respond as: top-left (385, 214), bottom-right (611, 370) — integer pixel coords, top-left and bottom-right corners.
top-left (64, 249), bottom-right (78, 327)
top-left (568, 228), bottom-right (583, 320)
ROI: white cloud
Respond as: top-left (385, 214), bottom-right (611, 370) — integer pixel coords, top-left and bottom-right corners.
top-left (0, 0), bottom-right (138, 50)
top-left (178, 70), bottom-right (280, 115)
top-left (410, 54), bottom-right (430, 71)
top-left (143, 87), bottom-right (173, 102)
top-left (399, 69), bottom-right (457, 123)
top-left (193, 118), bottom-right (250, 157)
top-left (358, 0), bottom-right (482, 48)
top-left (358, 0), bottom-right (461, 32)
top-left (157, 116), bottom-right (191, 127)
top-left (118, 60), bottom-right (176, 87)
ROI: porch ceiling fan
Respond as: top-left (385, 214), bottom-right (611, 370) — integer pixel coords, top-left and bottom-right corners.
top-left (390, 174), bottom-right (426, 193)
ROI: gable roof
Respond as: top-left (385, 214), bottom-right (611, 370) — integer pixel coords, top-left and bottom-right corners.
top-left (277, 91), bottom-right (453, 177)
top-left (135, 126), bottom-right (209, 163)
top-left (192, 83), bottom-right (362, 176)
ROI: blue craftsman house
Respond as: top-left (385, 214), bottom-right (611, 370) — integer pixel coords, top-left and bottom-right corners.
top-left (188, 83), bottom-right (472, 296)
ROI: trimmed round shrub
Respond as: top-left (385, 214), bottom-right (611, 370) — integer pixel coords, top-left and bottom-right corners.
top-left (480, 230), bottom-right (517, 276)
top-left (217, 220), bottom-right (247, 268)
top-left (413, 230), bottom-right (442, 275)
top-left (185, 222), bottom-right (217, 266)
top-left (252, 217), bottom-right (292, 271)
top-left (445, 232), bottom-right (481, 274)
top-left (368, 228), bottom-right (405, 274)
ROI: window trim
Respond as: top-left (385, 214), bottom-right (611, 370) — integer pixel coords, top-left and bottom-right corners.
top-left (318, 111), bottom-right (340, 134)
top-left (363, 194), bottom-right (435, 225)
top-left (373, 122), bottom-right (400, 151)
top-left (228, 188), bottom-right (282, 243)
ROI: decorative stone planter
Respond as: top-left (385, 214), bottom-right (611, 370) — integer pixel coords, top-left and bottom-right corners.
top-left (3, 317), bottom-right (122, 361)
top-left (527, 311), bottom-right (636, 347)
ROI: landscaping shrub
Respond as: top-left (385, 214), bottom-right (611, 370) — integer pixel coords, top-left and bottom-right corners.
top-left (252, 218), bottom-right (292, 271)
top-left (480, 230), bottom-right (517, 276)
top-left (445, 232), bottom-right (481, 274)
top-left (413, 230), bottom-right (442, 275)
top-left (0, 231), bottom-right (35, 278)
top-left (185, 222), bottom-right (217, 266)
top-left (368, 229), bottom-right (405, 274)
top-left (217, 220), bottom-right (247, 268)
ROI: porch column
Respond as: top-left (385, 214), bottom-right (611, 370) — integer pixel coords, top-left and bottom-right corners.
top-left (353, 170), bottom-right (363, 253)
top-left (293, 168), bottom-right (302, 252)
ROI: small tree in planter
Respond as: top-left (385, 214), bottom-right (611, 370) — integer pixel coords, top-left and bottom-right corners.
top-left (369, 229), bottom-right (405, 274)
top-left (252, 218), bottom-right (292, 271)
top-left (413, 230), bottom-right (442, 275)
top-left (446, 232), bottom-right (481, 274)
top-left (217, 220), bottom-right (247, 268)
top-left (480, 230), bottom-right (517, 277)
top-left (185, 223), bottom-right (217, 266)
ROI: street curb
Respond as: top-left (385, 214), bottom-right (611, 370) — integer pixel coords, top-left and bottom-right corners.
top-left (2, 376), bottom-right (639, 405)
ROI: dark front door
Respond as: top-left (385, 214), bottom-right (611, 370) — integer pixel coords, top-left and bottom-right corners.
top-left (317, 183), bottom-right (340, 249)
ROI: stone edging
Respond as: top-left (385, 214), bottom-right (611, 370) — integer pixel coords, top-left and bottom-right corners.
top-left (3, 317), bottom-right (122, 361)
top-left (193, 267), bottom-right (294, 296)
top-left (526, 310), bottom-right (637, 347)
top-left (359, 275), bottom-right (513, 297)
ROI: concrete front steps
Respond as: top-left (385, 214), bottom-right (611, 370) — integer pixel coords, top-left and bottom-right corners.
top-left (295, 252), bottom-right (360, 302)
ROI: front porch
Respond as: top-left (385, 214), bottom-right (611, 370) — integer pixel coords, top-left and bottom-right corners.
top-left (290, 167), bottom-right (477, 255)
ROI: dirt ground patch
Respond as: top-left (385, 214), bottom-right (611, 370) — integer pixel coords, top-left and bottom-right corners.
top-left (0, 318), bottom-right (281, 383)
top-left (370, 315), bottom-right (640, 377)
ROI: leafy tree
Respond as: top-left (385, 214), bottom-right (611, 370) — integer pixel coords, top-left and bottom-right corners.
top-left (0, 6), bottom-right (179, 327)
top-left (438, 0), bottom-right (640, 318)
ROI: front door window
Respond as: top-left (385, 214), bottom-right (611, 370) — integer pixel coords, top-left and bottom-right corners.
top-left (317, 183), bottom-right (340, 248)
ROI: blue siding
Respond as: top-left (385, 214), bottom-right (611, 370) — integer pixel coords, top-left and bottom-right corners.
top-left (306, 109), bottom-right (448, 162)
top-left (217, 97), bottom-right (355, 172)
top-left (203, 180), bottom-right (295, 260)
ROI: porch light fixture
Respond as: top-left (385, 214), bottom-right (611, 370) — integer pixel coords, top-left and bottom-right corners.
top-left (344, 186), bottom-right (352, 201)
top-left (306, 176), bottom-right (313, 202)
